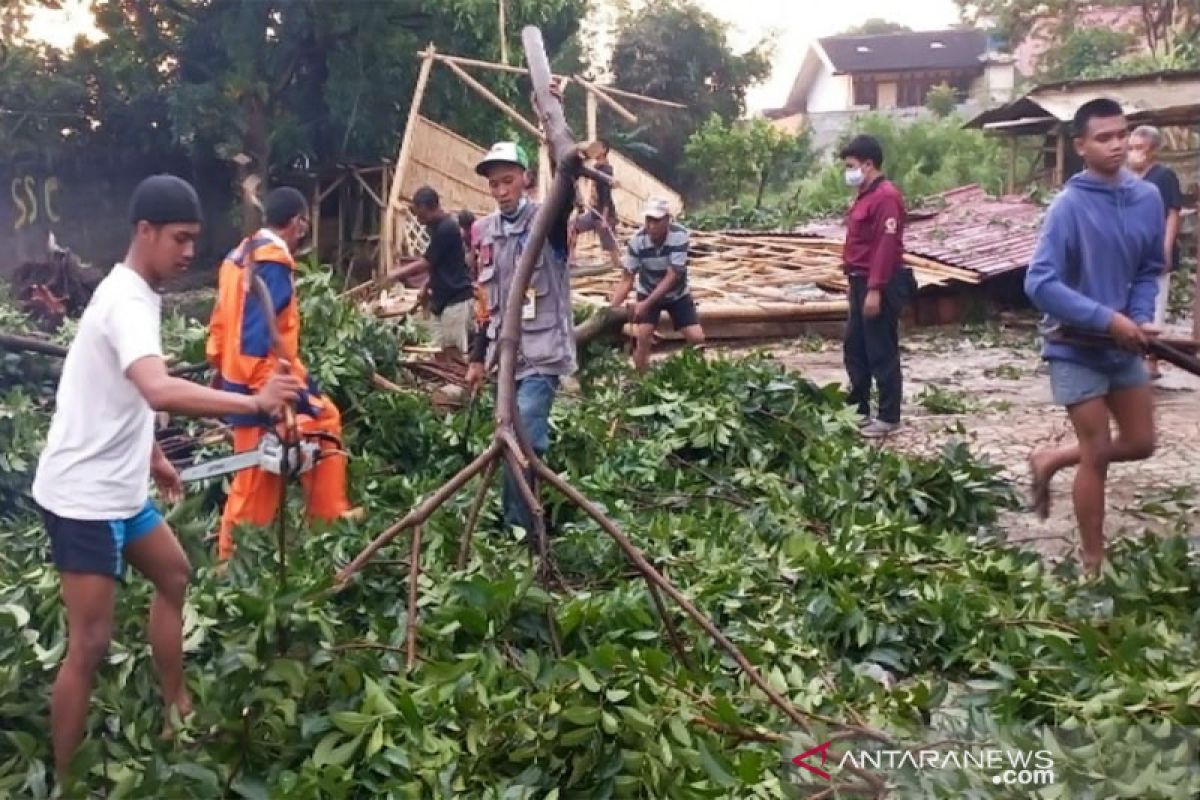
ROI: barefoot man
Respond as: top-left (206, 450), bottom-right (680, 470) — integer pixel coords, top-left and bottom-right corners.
top-left (1025, 99), bottom-right (1164, 575)
top-left (32, 175), bottom-right (301, 784)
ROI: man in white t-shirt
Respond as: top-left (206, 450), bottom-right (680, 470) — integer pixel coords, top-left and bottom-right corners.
top-left (32, 175), bottom-right (302, 786)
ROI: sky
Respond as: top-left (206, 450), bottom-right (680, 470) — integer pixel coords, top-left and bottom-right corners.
top-left (26, 0), bottom-right (963, 113)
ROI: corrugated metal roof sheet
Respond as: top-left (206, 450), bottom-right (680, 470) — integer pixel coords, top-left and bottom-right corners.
top-left (967, 70), bottom-right (1200, 128)
top-left (799, 184), bottom-right (1045, 280)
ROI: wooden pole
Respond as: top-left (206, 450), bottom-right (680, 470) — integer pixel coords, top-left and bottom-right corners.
top-left (577, 78), bottom-right (638, 125)
top-left (586, 90), bottom-right (598, 142)
top-left (593, 83), bottom-right (687, 110)
top-left (440, 57), bottom-right (544, 140)
top-left (377, 162), bottom-right (390, 277)
top-left (498, 0), bottom-right (508, 65)
top-left (384, 44), bottom-right (436, 277)
top-left (416, 51), bottom-right (559, 79)
top-left (1054, 126), bottom-right (1066, 187)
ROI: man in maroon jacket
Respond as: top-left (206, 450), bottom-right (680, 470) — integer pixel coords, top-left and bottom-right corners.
top-left (839, 135), bottom-right (917, 438)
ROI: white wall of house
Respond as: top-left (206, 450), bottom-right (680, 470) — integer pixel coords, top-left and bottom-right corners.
top-left (971, 62), bottom-right (1017, 106)
top-left (807, 69), bottom-right (854, 113)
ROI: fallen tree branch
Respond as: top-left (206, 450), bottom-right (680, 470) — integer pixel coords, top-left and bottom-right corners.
top-left (0, 330), bottom-right (206, 377)
top-left (406, 525), bottom-right (423, 672)
top-left (332, 29), bottom-right (884, 789)
top-left (457, 459), bottom-right (499, 569)
top-left (574, 307), bottom-right (630, 350)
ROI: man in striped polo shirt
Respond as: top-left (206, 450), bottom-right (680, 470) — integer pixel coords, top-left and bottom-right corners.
top-left (610, 198), bottom-right (705, 372)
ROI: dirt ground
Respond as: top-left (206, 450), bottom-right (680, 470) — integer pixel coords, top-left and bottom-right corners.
top-left (751, 320), bottom-right (1200, 563)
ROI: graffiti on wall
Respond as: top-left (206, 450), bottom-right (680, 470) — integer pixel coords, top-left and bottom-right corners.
top-left (10, 174), bottom-right (63, 230)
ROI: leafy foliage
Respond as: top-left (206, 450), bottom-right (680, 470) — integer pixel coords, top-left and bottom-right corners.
top-left (607, 0), bottom-right (771, 189)
top-left (683, 116), bottom-right (815, 209)
top-left (5, 0), bottom-right (585, 174)
top-left (839, 19), bottom-right (913, 36)
top-left (1037, 27), bottom-right (1139, 82)
top-left (924, 83), bottom-right (960, 118)
top-left (687, 114), bottom-right (1013, 232)
top-left (2, 284), bottom-right (1200, 796)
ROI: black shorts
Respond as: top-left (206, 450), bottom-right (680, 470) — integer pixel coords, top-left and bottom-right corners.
top-left (636, 293), bottom-right (700, 330)
top-left (40, 500), bottom-right (163, 580)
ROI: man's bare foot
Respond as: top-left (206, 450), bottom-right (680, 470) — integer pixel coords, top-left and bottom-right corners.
top-left (160, 694), bottom-right (193, 741)
top-left (1028, 452), bottom-right (1053, 520)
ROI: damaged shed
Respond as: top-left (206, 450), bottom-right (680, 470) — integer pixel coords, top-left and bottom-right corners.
top-left (801, 184), bottom-right (1046, 324)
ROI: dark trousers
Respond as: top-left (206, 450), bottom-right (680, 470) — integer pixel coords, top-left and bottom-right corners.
top-left (843, 269), bottom-right (915, 424)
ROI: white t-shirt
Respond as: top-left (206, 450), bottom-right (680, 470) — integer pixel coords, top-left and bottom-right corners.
top-left (32, 264), bottom-right (163, 519)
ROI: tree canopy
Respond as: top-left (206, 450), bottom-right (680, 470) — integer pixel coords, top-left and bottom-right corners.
top-left (838, 19), bottom-right (913, 36)
top-left (3, 0), bottom-right (586, 181)
top-left (607, 0), bottom-right (771, 189)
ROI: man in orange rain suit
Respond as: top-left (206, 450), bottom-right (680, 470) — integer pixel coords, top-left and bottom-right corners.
top-left (206, 187), bottom-right (349, 561)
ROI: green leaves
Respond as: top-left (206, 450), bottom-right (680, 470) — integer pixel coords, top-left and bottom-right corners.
top-left (3, 287), bottom-right (1200, 798)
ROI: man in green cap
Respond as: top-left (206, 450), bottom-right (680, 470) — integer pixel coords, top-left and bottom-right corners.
top-left (467, 123), bottom-right (577, 532)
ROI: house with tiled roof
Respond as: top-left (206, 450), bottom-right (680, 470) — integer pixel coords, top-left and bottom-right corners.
top-left (764, 29), bottom-right (1017, 146)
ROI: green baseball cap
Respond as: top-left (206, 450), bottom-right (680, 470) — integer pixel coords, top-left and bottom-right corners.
top-left (476, 141), bottom-right (530, 176)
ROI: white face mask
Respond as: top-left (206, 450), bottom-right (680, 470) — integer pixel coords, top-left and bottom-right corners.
top-left (502, 195), bottom-right (529, 219)
top-left (844, 167), bottom-right (865, 188)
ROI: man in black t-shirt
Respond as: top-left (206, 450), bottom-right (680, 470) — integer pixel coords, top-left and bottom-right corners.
top-left (569, 138), bottom-right (621, 271)
top-left (389, 186), bottom-right (474, 363)
top-left (1128, 125), bottom-right (1183, 378)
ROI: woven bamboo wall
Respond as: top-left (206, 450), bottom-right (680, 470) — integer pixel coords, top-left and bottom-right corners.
top-left (401, 116), bottom-right (493, 213)
top-left (607, 151), bottom-right (683, 223)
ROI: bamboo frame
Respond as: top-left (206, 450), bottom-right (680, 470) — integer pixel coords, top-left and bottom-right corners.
top-left (440, 57), bottom-right (544, 140)
top-left (410, 50), bottom-right (686, 109)
top-left (576, 77), bottom-right (638, 125)
top-left (379, 48), bottom-right (685, 275)
top-left (382, 44), bottom-right (436, 279)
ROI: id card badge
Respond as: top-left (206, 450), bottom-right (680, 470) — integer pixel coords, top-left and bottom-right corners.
top-left (522, 288), bottom-right (537, 320)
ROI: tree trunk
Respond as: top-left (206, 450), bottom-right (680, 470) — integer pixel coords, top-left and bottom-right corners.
top-left (754, 168), bottom-right (769, 210)
top-left (239, 92), bottom-right (270, 235)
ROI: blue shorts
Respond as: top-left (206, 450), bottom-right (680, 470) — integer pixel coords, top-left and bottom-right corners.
top-left (40, 500), bottom-right (164, 580)
top-left (1048, 358), bottom-right (1149, 408)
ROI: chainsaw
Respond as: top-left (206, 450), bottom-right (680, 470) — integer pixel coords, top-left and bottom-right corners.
top-left (178, 431), bottom-right (333, 483)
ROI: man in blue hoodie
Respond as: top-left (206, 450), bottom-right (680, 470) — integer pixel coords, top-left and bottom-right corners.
top-left (1025, 98), bottom-right (1164, 576)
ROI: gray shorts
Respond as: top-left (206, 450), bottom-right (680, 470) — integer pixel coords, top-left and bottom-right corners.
top-left (573, 209), bottom-right (617, 252)
top-left (1048, 357), bottom-right (1148, 407)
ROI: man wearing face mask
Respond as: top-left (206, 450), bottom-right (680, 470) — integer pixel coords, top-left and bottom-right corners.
top-left (206, 187), bottom-right (351, 561)
top-left (839, 134), bottom-right (917, 438)
top-left (467, 126), bottom-right (577, 533)
top-left (1127, 125), bottom-right (1182, 380)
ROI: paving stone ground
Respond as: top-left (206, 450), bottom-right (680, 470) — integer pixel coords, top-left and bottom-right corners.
top-left (742, 322), bottom-right (1200, 564)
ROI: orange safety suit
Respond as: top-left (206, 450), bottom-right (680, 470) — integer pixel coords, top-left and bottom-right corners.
top-left (206, 229), bottom-right (349, 561)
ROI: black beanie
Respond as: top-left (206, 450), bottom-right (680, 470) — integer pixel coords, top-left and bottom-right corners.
top-left (264, 187), bottom-right (308, 228)
top-left (128, 174), bottom-right (203, 226)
